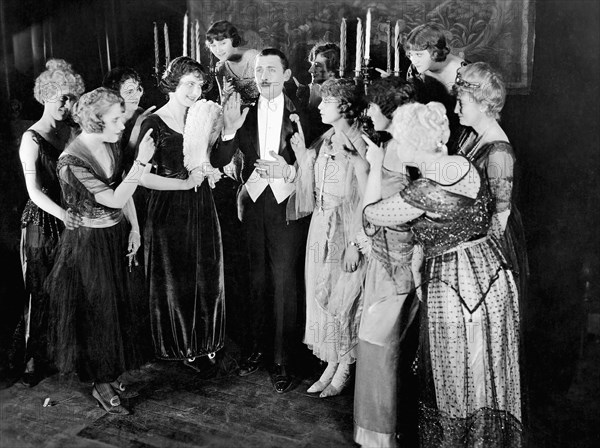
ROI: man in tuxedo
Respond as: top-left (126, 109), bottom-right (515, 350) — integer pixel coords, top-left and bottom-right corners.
top-left (210, 48), bottom-right (304, 393)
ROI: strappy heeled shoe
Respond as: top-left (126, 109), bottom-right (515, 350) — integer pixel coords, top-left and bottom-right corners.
top-left (92, 384), bottom-right (130, 415)
top-left (307, 362), bottom-right (338, 394)
top-left (319, 362), bottom-right (351, 398)
top-left (110, 380), bottom-right (139, 399)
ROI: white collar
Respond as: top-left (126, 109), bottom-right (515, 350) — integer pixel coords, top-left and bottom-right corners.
top-left (258, 93), bottom-right (284, 109)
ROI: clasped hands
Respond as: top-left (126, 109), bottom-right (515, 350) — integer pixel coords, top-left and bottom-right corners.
top-left (186, 165), bottom-right (222, 190)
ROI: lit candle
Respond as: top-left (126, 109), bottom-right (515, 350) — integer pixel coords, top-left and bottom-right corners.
top-left (153, 22), bottom-right (159, 76)
top-left (364, 8), bottom-right (371, 62)
top-left (195, 20), bottom-right (201, 64)
top-left (386, 21), bottom-right (391, 74)
top-left (190, 27), bottom-right (196, 61)
top-left (105, 30), bottom-right (112, 72)
top-left (183, 12), bottom-right (188, 57)
top-left (339, 18), bottom-right (346, 76)
top-left (355, 18), bottom-right (363, 74)
top-left (164, 23), bottom-right (171, 67)
top-left (394, 20), bottom-right (400, 74)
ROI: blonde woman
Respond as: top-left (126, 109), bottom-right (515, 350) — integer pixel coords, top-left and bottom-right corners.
top-left (17, 59), bottom-right (84, 386)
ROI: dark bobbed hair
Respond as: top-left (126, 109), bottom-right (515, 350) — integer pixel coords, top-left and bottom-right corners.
top-left (72, 87), bottom-right (124, 134)
top-left (309, 42), bottom-right (340, 74)
top-left (404, 23), bottom-right (450, 62)
top-left (367, 77), bottom-right (417, 119)
top-left (159, 56), bottom-right (207, 94)
top-left (320, 78), bottom-right (366, 122)
top-left (205, 20), bottom-right (242, 47)
top-left (102, 67), bottom-right (141, 92)
top-left (257, 48), bottom-right (289, 71)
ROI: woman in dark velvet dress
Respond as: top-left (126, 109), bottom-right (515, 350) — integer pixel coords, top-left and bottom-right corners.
top-left (138, 57), bottom-right (225, 365)
top-left (46, 88), bottom-right (156, 414)
top-left (17, 59), bottom-right (84, 386)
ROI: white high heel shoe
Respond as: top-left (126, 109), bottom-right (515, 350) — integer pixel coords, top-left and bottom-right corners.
top-left (319, 362), bottom-right (351, 398)
top-left (307, 362), bottom-right (338, 393)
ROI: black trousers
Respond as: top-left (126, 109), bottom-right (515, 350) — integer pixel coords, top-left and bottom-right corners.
top-left (242, 187), bottom-right (304, 366)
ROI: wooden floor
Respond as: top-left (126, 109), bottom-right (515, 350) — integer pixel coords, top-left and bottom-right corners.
top-left (2, 339), bottom-right (599, 448)
top-left (0, 358), bottom-right (357, 448)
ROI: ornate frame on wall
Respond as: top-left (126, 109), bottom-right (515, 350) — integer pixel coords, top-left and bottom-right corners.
top-left (189, 0), bottom-right (535, 93)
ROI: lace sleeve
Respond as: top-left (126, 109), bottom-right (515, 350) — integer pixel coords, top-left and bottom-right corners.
top-left (485, 142), bottom-right (514, 214)
top-left (363, 191), bottom-right (423, 227)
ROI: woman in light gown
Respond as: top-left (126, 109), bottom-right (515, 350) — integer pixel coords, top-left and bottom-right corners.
top-left (362, 102), bottom-right (523, 447)
top-left (289, 78), bottom-right (368, 398)
top-left (353, 77), bottom-right (421, 447)
top-left (138, 57), bottom-right (225, 366)
top-left (46, 88), bottom-right (155, 414)
top-left (17, 59), bottom-right (84, 386)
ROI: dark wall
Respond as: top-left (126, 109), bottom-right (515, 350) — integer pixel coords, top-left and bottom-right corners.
top-left (501, 0), bottom-right (599, 396)
top-left (0, 0), bottom-right (598, 416)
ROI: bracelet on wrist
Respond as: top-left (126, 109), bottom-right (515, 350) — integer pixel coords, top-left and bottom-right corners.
top-left (131, 230), bottom-right (140, 235)
top-left (134, 159), bottom-right (147, 167)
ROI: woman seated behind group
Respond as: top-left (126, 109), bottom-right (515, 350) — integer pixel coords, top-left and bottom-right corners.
top-left (404, 23), bottom-right (470, 153)
top-left (206, 19), bottom-right (259, 106)
top-left (362, 102), bottom-right (523, 446)
top-left (17, 59), bottom-right (84, 386)
top-left (353, 77), bottom-right (421, 447)
top-left (289, 78), bottom-right (369, 398)
top-left (45, 88), bottom-right (155, 415)
top-left (137, 57), bottom-right (225, 368)
top-left (205, 20), bottom-right (256, 347)
top-left (454, 61), bottom-right (529, 302)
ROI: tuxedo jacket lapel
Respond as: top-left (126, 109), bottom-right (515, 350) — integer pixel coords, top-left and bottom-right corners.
top-left (245, 105), bottom-right (259, 156)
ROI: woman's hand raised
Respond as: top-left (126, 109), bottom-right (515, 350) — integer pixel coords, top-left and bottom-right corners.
top-left (362, 134), bottom-right (384, 168)
top-left (289, 114), bottom-right (307, 156)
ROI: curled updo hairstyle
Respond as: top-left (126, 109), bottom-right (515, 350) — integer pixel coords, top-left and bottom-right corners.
top-left (309, 42), bottom-right (340, 74)
top-left (367, 77), bottom-right (416, 119)
top-left (453, 62), bottom-right (506, 120)
top-left (102, 67), bottom-right (141, 91)
top-left (72, 88), bottom-right (124, 133)
top-left (320, 78), bottom-right (366, 122)
top-left (391, 102), bottom-right (450, 152)
top-left (205, 20), bottom-right (242, 47)
top-left (159, 56), bottom-right (207, 94)
top-left (404, 23), bottom-right (451, 62)
top-left (33, 58), bottom-right (85, 105)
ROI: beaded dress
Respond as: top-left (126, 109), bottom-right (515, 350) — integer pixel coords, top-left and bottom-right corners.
top-left (456, 138), bottom-right (529, 302)
top-left (19, 130), bottom-right (64, 367)
top-left (364, 160), bottom-right (523, 447)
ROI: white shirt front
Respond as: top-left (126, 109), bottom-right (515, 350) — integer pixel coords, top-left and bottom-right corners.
top-left (244, 94), bottom-right (295, 203)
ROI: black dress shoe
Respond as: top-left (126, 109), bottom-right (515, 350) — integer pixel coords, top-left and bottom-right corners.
top-left (21, 370), bottom-right (43, 387)
top-left (270, 364), bottom-right (293, 394)
top-left (238, 351), bottom-right (263, 377)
